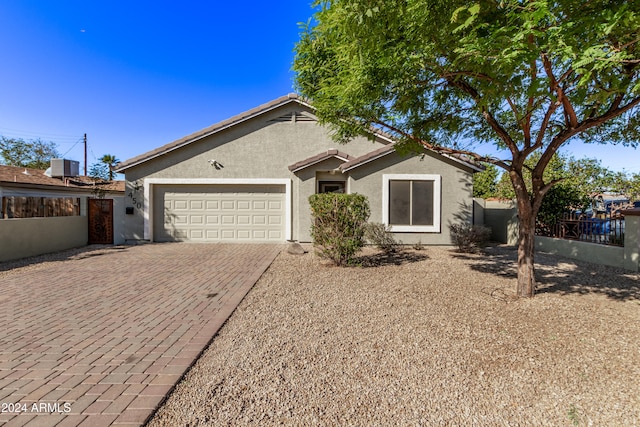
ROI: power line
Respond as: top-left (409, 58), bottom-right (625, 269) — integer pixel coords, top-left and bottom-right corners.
top-left (0, 126), bottom-right (83, 143)
top-left (60, 138), bottom-right (85, 158)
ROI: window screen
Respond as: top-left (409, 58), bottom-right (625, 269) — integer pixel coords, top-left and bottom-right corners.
top-left (388, 180), bottom-right (434, 226)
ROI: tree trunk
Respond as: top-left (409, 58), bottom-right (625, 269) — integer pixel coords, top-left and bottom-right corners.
top-left (508, 164), bottom-right (541, 298)
top-left (516, 209), bottom-right (536, 297)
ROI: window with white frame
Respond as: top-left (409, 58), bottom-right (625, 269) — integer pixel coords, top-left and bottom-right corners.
top-left (382, 174), bottom-right (441, 232)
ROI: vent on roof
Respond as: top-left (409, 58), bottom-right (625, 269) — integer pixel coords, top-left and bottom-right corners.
top-left (269, 111), bottom-right (316, 123)
top-left (50, 158), bottom-right (80, 178)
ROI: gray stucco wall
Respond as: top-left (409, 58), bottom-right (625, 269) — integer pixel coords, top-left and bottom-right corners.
top-left (121, 102), bottom-right (475, 244)
top-left (0, 216), bottom-right (88, 262)
top-left (347, 150), bottom-right (474, 245)
top-left (535, 236), bottom-right (625, 269)
top-left (112, 195), bottom-right (126, 245)
top-left (121, 103), bottom-right (385, 242)
top-left (483, 200), bottom-right (519, 245)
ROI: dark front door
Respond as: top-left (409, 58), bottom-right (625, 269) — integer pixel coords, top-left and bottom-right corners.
top-left (88, 199), bottom-right (114, 244)
top-left (318, 181), bottom-right (346, 194)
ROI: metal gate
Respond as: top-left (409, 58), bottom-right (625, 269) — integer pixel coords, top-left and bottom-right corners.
top-left (88, 199), bottom-right (114, 244)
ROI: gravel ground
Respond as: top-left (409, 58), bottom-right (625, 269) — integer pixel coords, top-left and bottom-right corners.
top-left (146, 244), bottom-right (640, 426)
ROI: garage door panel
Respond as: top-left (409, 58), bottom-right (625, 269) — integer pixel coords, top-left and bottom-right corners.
top-left (221, 230), bottom-right (235, 239)
top-left (154, 184), bottom-right (286, 242)
top-left (190, 200), bottom-right (204, 210)
top-left (191, 230), bottom-right (204, 239)
top-left (174, 200), bottom-right (188, 210)
top-left (268, 215), bottom-right (282, 225)
top-left (269, 230), bottom-right (283, 239)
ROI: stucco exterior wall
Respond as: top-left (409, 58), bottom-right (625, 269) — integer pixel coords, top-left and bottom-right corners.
top-left (0, 216), bottom-right (88, 262)
top-left (347, 150), bottom-right (474, 245)
top-left (535, 236), bottom-right (625, 269)
top-left (623, 213), bottom-right (639, 272)
top-left (121, 104), bottom-right (385, 242)
top-left (121, 101), bottom-right (476, 244)
top-left (112, 195), bottom-right (126, 245)
top-left (483, 200), bottom-right (519, 245)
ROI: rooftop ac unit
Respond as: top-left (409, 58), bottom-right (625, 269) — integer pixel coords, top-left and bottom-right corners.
top-left (50, 159), bottom-right (80, 178)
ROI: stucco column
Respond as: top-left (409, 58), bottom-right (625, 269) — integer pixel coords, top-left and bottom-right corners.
top-left (622, 208), bottom-right (640, 272)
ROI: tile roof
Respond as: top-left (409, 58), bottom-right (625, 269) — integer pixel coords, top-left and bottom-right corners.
top-left (288, 149), bottom-right (356, 172)
top-left (0, 165), bottom-right (125, 193)
top-left (339, 144), bottom-right (483, 172)
top-left (338, 145), bottom-right (397, 172)
top-left (115, 93), bottom-right (482, 174)
top-left (116, 93), bottom-right (312, 172)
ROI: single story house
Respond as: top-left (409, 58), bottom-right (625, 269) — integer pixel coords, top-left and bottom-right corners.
top-left (115, 94), bottom-right (481, 245)
top-left (0, 163), bottom-right (126, 261)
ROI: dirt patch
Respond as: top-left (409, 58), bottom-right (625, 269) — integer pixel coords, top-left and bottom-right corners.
top-left (148, 245), bottom-right (640, 426)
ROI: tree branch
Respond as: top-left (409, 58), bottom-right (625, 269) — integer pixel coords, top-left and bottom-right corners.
top-left (536, 94), bottom-right (640, 180)
top-left (533, 99), bottom-right (560, 149)
top-left (541, 53), bottom-right (579, 128)
top-left (444, 77), bottom-right (518, 155)
top-left (369, 118), bottom-right (511, 170)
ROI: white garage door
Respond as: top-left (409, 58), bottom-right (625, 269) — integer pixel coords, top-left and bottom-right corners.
top-left (153, 184), bottom-right (286, 242)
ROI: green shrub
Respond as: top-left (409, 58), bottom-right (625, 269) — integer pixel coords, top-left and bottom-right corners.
top-left (364, 222), bottom-right (400, 253)
top-left (449, 223), bottom-right (492, 253)
top-left (309, 193), bottom-right (370, 265)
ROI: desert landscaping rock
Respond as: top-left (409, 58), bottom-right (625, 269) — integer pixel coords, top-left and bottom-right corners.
top-left (149, 245), bottom-right (640, 426)
top-left (286, 242), bottom-right (307, 255)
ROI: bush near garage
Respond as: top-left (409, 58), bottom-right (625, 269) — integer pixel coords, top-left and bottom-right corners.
top-left (309, 193), bottom-right (370, 266)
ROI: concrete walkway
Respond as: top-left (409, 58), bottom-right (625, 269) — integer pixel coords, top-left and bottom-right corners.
top-left (0, 243), bottom-right (282, 427)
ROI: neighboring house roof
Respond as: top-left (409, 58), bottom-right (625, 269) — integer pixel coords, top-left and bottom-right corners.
top-left (115, 93), bottom-right (483, 173)
top-left (0, 165), bottom-right (125, 193)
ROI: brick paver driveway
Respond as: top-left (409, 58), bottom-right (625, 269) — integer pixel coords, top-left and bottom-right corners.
top-left (0, 243), bottom-right (282, 427)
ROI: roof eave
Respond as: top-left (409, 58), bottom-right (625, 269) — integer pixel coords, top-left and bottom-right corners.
top-left (116, 94), bottom-right (312, 172)
top-left (339, 151), bottom-right (393, 172)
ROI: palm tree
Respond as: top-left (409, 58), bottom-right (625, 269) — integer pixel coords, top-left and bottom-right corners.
top-left (99, 154), bottom-right (119, 180)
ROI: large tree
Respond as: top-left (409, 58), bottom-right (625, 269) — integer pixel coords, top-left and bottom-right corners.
top-left (294, 0), bottom-right (640, 297)
top-left (0, 137), bottom-right (61, 169)
top-left (495, 154), bottom-right (619, 200)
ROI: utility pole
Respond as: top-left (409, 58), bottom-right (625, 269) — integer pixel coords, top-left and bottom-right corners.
top-left (84, 133), bottom-right (87, 176)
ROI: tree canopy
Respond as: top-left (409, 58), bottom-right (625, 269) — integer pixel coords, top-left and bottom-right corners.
top-left (89, 154), bottom-right (120, 181)
top-left (0, 137), bottom-right (61, 169)
top-left (294, 0), bottom-right (640, 297)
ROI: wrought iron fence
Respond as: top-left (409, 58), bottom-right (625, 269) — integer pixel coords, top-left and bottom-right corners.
top-left (536, 210), bottom-right (625, 247)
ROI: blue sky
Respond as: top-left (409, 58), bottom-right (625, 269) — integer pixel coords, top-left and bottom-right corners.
top-left (0, 1), bottom-right (638, 175)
